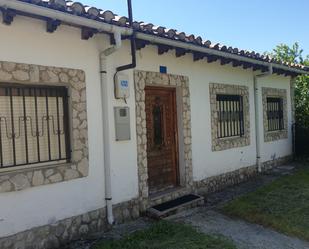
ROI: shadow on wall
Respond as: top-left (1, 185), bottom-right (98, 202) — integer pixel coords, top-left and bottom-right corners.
top-left (294, 124), bottom-right (309, 157)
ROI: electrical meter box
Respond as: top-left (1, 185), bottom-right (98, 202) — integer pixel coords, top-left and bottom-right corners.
top-left (115, 73), bottom-right (130, 99)
top-left (114, 107), bottom-right (130, 141)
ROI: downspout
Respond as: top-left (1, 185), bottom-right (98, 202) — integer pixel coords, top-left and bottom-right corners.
top-left (100, 0), bottom-right (135, 225)
top-left (114, 0), bottom-right (136, 77)
top-left (100, 31), bottom-right (122, 225)
top-left (254, 64), bottom-right (273, 172)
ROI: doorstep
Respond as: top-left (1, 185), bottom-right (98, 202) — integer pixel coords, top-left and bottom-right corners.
top-left (148, 186), bottom-right (191, 207)
top-left (147, 194), bottom-right (204, 219)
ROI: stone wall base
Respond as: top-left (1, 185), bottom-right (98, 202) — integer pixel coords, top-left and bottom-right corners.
top-left (194, 155), bottom-right (292, 195)
top-left (261, 155), bottom-right (292, 171)
top-left (0, 198), bottom-right (140, 249)
top-left (0, 155), bottom-right (292, 249)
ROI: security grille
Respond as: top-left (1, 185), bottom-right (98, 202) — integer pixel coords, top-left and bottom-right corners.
top-left (267, 97), bottom-right (284, 131)
top-left (0, 84), bottom-right (70, 168)
top-left (217, 94), bottom-right (244, 138)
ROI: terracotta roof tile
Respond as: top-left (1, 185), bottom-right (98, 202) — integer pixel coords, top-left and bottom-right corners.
top-left (14, 0), bottom-right (309, 72)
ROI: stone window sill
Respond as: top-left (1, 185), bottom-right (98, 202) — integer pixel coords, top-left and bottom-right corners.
top-left (218, 135), bottom-right (243, 141)
top-left (212, 135), bottom-right (250, 151)
top-left (265, 129), bottom-right (287, 134)
top-left (0, 160), bottom-right (88, 193)
top-left (0, 160), bottom-right (68, 174)
top-left (264, 129), bottom-right (288, 143)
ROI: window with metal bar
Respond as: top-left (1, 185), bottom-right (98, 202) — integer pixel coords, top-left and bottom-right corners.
top-left (0, 84), bottom-right (70, 169)
top-left (266, 97), bottom-right (284, 131)
top-left (217, 94), bottom-right (244, 138)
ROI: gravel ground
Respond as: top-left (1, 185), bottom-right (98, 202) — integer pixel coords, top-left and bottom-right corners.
top-left (169, 208), bottom-right (309, 249)
top-left (167, 163), bottom-right (309, 249)
top-left (205, 164), bottom-right (297, 210)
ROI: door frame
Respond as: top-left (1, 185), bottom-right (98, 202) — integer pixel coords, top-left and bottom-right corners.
top-left (134, 70), bottom-right (193, 210)
top-left (145, 86), bottom-right (180, 193)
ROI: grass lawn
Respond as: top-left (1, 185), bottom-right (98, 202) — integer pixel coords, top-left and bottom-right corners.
top-left (93, 221), bottom-right (236, 249)
top-left (222, 167), bottom-right (309, 241)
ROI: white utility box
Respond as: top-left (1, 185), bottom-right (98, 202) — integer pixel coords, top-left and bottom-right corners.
top-left (114, 107), bottom-right (130, 141)
top-left (115, 73), bottom-right (130, 99)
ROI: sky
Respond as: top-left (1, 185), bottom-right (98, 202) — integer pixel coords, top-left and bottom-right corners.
top-left (82, 0), bottom-right (309, 56)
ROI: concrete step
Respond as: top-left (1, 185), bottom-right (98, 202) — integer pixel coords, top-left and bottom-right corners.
top-left (147, 194), bottom-right (204, 219)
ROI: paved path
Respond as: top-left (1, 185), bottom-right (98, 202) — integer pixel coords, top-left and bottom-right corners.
top-left (169, 208), bottom-right (309, 249)
top-left (167, 164), bottom-right (309, 249)
top-left (205, 164), bottom-right (297, 209)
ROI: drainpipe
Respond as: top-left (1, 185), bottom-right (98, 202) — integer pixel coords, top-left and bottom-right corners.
top-left (254, 64), bottom-right (273, 172)
top-left (100, 31), bottom-right (122, 225)
top-left (114, 0), bottom-right (136, 76)
top-left (99, 0), bottom-right (135, 225)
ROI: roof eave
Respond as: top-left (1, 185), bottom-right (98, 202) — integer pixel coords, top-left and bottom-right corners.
top-left (1, 0), bottom-right (307, 76)
top-left (0, 0), bottom-right (132, 35)
top-left (135, 32), bottom-right (308, 76)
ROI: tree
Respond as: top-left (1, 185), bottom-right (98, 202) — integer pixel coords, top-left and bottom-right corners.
top-left (266, 43), bottom-right (309, 127)
top-left (268, 43), bottom-right (304, 64)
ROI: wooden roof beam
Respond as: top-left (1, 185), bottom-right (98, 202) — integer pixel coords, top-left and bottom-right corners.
top-left (232, 60), bottom-right (242, 67)
top-left (175, 48), bottom-right (187, 58)
top-left (220, 58), bottom-right (232, 65)
top-left (232, 61), bottom-right (239, 67)
top-left (207, 55), bottom-right (218, 63)
top-left (274, 68), bottom-right (287, 75)
top-left (193, 52), bottom-right (206, 61)
top-left (135, 39), bottom-right (149, 50)
top-left (46, 19), bottom-right (61, 33)
top-left (252, 65), bottom-right (260, 71)
top-left (261, 66), bottom-right (269, 72)
top-left (288, 72), bottom-right (298, 77)
top-left (158, 44), bottom-right (172, 55)
top-left (1, 8), bottom-right (16, 25)
top-left (243, 63), bottom-right (252, 70)
top-left (81, 27), bottom-right (98, 40)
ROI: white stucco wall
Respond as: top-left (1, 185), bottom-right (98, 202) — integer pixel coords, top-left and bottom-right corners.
top-left (257, 75), bottom-right (293, 162)
top-left (129, 46), bottom-right (256, 181)
top-left (0, 15), bottom-right (138, 237)
top-left (131, 45), bottom-right (292, 181)
top-left (109, 42), bottom-right (292, 183)
top-left (0, 14), bottom-right (293, 238)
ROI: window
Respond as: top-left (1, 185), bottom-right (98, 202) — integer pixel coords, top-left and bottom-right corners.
top-left (210, 83), bottom-right (250, 151)
top-left (153, 104), bottom-right (163, 146)
top-left (217, 94), bottom-right (244, 138)
top-left (0, 84), bottom-right (70, 169)
top-left (266, 97), bottom-right (284, 131)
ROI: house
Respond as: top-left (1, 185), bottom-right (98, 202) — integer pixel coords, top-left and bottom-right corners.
top-left (0, 0), bottom-right (308, 248)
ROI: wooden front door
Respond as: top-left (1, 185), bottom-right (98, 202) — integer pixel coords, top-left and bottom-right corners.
top-left (145, 86), bottom-right (179, 195)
